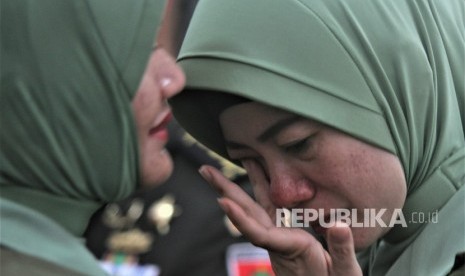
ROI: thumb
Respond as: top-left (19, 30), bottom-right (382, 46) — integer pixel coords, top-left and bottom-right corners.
top-left (327, 222), bottom-right (362, 275)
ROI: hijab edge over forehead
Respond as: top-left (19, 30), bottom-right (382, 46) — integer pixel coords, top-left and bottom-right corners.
top-left (171, 57), bottom-right (396, 162)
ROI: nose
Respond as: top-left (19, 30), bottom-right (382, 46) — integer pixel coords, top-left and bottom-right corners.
top-left (267, 163), bottom-right (315, 208)
top-left (154, 48), bottom-right (186, 99)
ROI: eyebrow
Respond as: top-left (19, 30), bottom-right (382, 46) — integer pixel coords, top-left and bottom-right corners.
top-left (224, 115), bottom-right (302, 150)
top-left (257, 115), bottom-right (301, 142)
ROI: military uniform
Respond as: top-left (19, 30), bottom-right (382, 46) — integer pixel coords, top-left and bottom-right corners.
top-left (85, 121), bottom-right (273, 276)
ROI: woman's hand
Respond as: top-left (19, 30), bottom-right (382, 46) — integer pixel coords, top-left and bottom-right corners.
top-left (199, 162), bottom-right (362, 276)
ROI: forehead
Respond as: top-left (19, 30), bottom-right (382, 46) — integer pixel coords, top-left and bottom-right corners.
top-left (219, 102), bottom-right (297, 138)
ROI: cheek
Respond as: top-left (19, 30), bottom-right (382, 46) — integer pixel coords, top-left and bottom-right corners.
top-left (132, 95), bottom-right (149, 131)
top-left (140, 147), bottom-right (173, 187)
top-left (321, 139), bottom-right (406, 250)
top-left (132, 82), bottom-right (161, 129)
top-left (351, 149), bottom-right (406, 210)
top-left (351, 225), bottom-right (387, 251)
top-left (320, 135), bottom-right (406, 209)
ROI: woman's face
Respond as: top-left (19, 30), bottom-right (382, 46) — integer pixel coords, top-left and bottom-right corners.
top-left (131, 48), bottom-right (185, 187)
top-left (219, 102), bottom-right (406, 251)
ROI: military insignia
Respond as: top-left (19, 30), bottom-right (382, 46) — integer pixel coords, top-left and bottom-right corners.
top-left (99, 198), bottom-right (167, 276)
top-left (102, 199), bottom-right (144, 229)
top-left (102, 199), bottom-right (154, 256)
top-left (181, 132), bottom-right (247, 180)
top-left (106, 228), bottom-right (153, 255)
top-left (147, 194), bottom-right (181, 235)
top-left (101, 250), bottom-right (160, 276)
top-left (206, 150), bottom-right (246, 179)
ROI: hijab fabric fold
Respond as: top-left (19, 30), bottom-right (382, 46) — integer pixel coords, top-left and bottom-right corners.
top-left (1, 0), bottom-right (165, 274)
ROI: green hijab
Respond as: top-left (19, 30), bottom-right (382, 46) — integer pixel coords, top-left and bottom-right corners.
top-left (1, 0), bottom-right (165, 274)
top-left (171, 0), bottom-right (464, 274)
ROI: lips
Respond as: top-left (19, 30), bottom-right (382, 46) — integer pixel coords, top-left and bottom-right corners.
top-left (149, 112), bottom-right (172, 141)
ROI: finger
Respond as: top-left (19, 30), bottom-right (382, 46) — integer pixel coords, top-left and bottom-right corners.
top-left (199, 165), bottom-right (272, 226)
top-left (327, 222), bottom-right (362, 275)
top-left (242, 160), bottom-right (277, 219)
top-left (217, 197), bottom-right (271, 243)
top-left (219, 197), bottom-right (318, 254)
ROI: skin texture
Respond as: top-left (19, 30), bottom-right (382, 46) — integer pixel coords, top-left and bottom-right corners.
top-left (200, 101), bottom-right (407, 275)
top-left (131, 47), bottom-right (185, 187)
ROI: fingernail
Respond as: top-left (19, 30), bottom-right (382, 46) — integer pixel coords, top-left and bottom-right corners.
top-left (200, 166), bottom-right (225, 195)
top-left (217, 198), bottom-right (229, 212)
top-left (198, 166), bottom-right (212, 182)
top-left (329, 222), bottom-right (350, 243)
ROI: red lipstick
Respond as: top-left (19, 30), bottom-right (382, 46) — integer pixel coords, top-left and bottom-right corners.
top-left (149, 113), bottom-right (172, 141)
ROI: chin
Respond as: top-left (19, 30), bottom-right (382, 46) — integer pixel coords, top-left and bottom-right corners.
top-left (352, 227), bottom-right (385, 252)
top-left (353, 239), bottom-right (372, 253)
top-left (141, 149), bottom-right (174, 187)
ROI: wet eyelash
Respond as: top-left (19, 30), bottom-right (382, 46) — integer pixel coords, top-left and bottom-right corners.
top-left (229, 156), bottom-right (253, 165)
top-left (283, 137), bottom-right (311, 154)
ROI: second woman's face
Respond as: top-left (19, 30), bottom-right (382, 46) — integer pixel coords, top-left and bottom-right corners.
top-left (219, 101), bottom-right (406, 251)
top-left (132, 48), bottom-right (185, 187)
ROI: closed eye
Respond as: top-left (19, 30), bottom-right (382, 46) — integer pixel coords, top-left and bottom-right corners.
top-left (281, 137), bottom-right (312, 154)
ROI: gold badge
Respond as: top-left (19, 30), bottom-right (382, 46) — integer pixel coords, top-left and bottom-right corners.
top-left (106, 228), bottom-right (153, 255)
top-left (102, 199), bottom-right (144, 229)
top-left (147, 194), bottom-right (181, 235)
top-left (102, 199), bottom-right (154, 255)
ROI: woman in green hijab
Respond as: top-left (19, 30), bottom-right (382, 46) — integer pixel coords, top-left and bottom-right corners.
top-left (170, 0), bottom-right (464, 275)
top-left (0, 0), bottom-right (185, 275)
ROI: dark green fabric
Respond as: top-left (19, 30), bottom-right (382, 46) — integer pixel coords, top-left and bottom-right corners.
top-left (1, 0), bottom-right (165, 274)
top-left (1, 235), bottom-right (90, 276)
top-left (170, 0), bottom-right (465, 274)
top-left (0, 247), bottom-right (85, 276)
